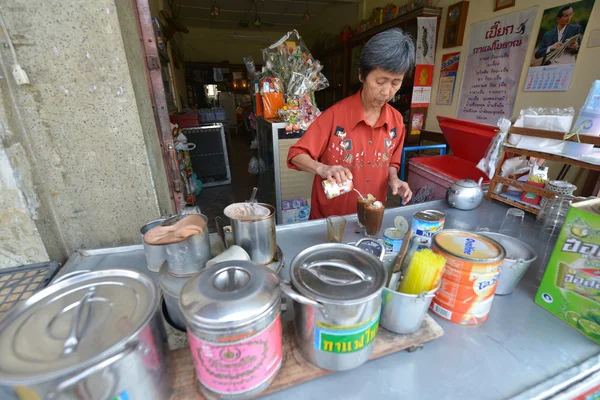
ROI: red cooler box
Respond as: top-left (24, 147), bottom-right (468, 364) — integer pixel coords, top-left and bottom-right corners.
top-left (407, 116), bottom-right (496, 202)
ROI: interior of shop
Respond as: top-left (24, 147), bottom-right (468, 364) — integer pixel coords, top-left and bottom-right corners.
top-left (148, 0), bottom-right (600, 229)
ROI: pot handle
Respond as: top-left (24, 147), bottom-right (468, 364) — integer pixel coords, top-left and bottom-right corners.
top-left (54, 341), bottom-right (139, 394)
top-left (280, 281), bottom-right (331, 321)
top-left (355, 238), bottom-right (385, 261)
top-left (302, 260), bottom-right (372, 285)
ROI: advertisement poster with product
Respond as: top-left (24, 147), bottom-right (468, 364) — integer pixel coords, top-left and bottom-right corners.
top-left (525, 0), bottom-right (596, 91)
top-left (457, 7), bottom-right (537, 124)
top-left (436, 52), bottom-right (460, 105)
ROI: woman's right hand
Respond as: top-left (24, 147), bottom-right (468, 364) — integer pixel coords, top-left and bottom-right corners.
top-left (316, 164), bottom-right (353, 184)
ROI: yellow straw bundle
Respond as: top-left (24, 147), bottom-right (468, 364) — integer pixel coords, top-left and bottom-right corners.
top-left (398, 249), bottom-right (447, 295)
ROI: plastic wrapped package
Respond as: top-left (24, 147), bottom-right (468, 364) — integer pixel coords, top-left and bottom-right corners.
top-left (510, 107), bottom-right (574, 154)
top-left (259, 76), bottom-right (284, 118)
top-left (476, 117), bottom-right (511, 179)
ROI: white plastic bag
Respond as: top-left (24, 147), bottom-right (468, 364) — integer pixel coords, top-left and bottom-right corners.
top-left (248, 157), bottom-right (259, 175)
top-left (476, 118), bottom-right (511, 179)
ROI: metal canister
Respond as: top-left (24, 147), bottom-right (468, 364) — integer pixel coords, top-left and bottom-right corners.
top-left (180, 261), bottom-right (282, 400)
top-left (224, 203), bottom-right (276, 265)
top-left (383, 228), bottom-right (404, 253)
top-left (412, 210), bottom-right (445, 248)
top-left (141, 218), bottom-right (166, 272)
top-left (322, 180), bottom-right (354, 200)
top-left (0, 269), bottom-right (170, 400)
top-left (281, 243), bottom-right (387, 371)
top-left (163, 214), bottom-right (212, 276)
top-left (430, 230), bottom-right (505, 325)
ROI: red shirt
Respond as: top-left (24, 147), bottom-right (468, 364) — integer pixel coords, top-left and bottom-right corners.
top-left (287, 91), bottom-right (405, 219)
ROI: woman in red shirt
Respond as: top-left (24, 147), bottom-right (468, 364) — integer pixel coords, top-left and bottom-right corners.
top-left (287, 28), bottom-right (415, 219)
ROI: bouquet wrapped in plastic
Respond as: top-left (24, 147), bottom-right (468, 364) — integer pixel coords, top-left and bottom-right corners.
top-left (262, 30), bottom-right (328, 129)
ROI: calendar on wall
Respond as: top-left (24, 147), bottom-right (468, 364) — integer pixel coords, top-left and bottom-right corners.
top-left (524, 64), bottom-right (575, 92)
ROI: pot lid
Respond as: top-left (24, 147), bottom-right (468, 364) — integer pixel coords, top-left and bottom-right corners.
top-left (179, 260), bottom-right (280, 330)
top-left (453, 179), bottom-right (479, 188)
top-left (158, 262), bottom-right (192, 297)
top-left (0, 269), bottom-right (158, 384)
top-left (290, 243), bottom-right (387, 304)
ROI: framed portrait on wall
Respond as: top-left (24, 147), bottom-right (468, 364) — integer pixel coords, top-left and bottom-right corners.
top-left (495, 0), bottom-right (516, 11)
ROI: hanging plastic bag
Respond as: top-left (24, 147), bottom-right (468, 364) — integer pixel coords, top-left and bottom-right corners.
top-left (248, 157), bottom-right (259, 174)
top-left (476, 117), bottom-right (511, 179)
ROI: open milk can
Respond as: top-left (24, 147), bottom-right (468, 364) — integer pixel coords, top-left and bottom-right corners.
top-left (179, 260), bottom-right (283, 400)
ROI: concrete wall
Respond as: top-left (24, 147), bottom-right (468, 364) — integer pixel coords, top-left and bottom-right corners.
top-left (0, 0), bottom-right (172, 267)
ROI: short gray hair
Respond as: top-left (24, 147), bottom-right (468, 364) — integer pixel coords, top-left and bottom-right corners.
top-left (359, 28), bottom-right (415, 80)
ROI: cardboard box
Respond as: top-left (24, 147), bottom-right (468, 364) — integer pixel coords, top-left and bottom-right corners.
top-left (535, 198), bottom-right (600, 344)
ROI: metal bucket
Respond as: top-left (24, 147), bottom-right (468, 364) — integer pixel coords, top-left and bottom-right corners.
top-left (481, 232), bottom-right (537, 295)
top-left (141, 219), bottom-right (166, 272)
top-left (224, 203), bottom-right (276, 265)
top-left (380, 284), bottom-right (439, 334)
top-left (164, 214), bottom-right (211, 276)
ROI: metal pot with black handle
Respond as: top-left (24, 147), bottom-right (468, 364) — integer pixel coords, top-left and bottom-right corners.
top-left (0, 269), bottom-right (170, 400)
top-left (281, 241), bottom-right (387, 371)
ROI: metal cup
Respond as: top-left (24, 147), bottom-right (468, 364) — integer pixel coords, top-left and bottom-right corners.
top-left (225, 203), bottom-right (276, 265)
top-left (141, 219), bottom-right (166, 272)
top-left (380, 284), bottom-right (439, 335)
top-left (164, 214), bottom-right (211, 276)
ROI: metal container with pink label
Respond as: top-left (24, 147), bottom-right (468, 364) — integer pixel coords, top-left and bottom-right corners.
top-left (179, 260), bottom-right (282, 399)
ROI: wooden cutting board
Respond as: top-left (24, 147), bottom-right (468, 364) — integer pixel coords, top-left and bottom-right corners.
top-left (168, 315), bottom-right (444, 399)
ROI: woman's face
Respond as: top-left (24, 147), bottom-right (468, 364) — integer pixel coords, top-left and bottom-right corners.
top-left (360, 68), bottom-right (404, 109)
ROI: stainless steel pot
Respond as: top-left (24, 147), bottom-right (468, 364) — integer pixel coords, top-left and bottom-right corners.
top-left (180, 260), bottom-right (282, 400)
top-left (281, 243), bottom-right (387, 371)
top-left (224, 203), bottom-right (276, 265)
top-left (0, 269), bottom-right (170, 400)
top-left (446, 178), bottom-right (484, 210)
top-left (164, 214), bottom-right (212, 276)
top-left (141, 218), bottom-right (167, 272)
top-left (158, 262), bottom-right (192, 330)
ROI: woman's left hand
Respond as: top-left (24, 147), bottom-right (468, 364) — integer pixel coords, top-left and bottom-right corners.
top-left (389, 176), bottom-right (412, 204)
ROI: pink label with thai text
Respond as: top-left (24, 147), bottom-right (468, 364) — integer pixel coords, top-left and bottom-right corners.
top-left (187, 315), bottom-right (282, 395)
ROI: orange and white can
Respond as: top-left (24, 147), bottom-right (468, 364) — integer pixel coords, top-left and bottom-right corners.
top-left (430, 230), bottom-right (505, 325)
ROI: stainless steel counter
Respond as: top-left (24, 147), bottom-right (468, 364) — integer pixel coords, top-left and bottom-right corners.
top-left (55, 200), bottom-right (600, 400)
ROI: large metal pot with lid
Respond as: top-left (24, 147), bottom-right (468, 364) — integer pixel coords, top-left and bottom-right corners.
top-left (281, 243), bottom-right (387, 371)
top-left (179, 260), bottom-right (283, 400)
top-left (0, 269), bottom-right (169, 400)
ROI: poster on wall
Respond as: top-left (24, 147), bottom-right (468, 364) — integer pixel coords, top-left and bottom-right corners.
top-left (413, 17), bottom-right (437, 109)
top-left (416, 17), bottom-right (437, 65)
top-left (436, 52), bottom-right (460, 105)
top-left (525, 0), bottom-right (596, 91)
top-left (457, 7), bottom-right (537, 124)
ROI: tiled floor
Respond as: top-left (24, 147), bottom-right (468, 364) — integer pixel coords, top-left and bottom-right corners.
top-left (195, 131), bottom-right (258, 232)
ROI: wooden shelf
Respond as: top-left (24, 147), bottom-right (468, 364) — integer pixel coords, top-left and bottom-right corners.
top-left (351, 6), bottom-right (443, 43)
top-left (487, 126), bottom-right (600, 215)
top-left (489, 193), bottom-right (541, 215)
top-left (504, 146), bottom-right (600, 172)
top-left (510, 126), bottom-right (600, 146)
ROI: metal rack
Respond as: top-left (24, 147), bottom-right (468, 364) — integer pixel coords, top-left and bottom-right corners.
top-left (486, 126), bottom-right (600, 215)
top-left (183, 123), bottom-right (231, 188)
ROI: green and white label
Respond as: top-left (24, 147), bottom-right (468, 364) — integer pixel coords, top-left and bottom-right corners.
top-left (314, 310), bottom-right (380, 354)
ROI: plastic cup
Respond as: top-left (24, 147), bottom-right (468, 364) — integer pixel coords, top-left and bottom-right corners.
top-left (326, 216), bottom-right (346, 243)
top-left (499, 208), bottom-right (524, 238)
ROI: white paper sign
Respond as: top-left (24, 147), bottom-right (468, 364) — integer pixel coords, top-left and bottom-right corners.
top-left (457, 8), bottom-right (538, 123)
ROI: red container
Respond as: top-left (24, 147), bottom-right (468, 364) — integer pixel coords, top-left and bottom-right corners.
top-left (407, 117), bottom-right (496, 201)
top-left (520, 180), bottom-right (545, 205)
top-left (169, 114), bottom-right (200, 128)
